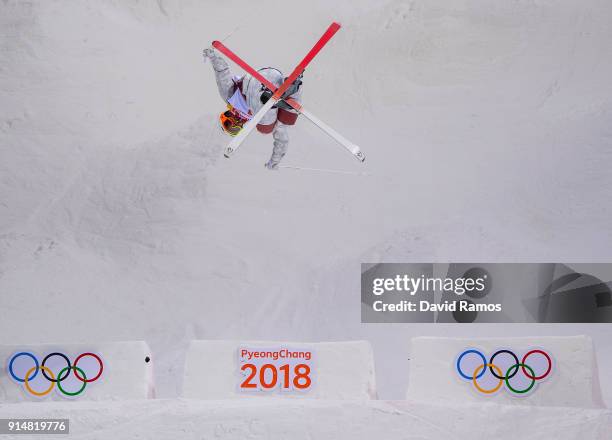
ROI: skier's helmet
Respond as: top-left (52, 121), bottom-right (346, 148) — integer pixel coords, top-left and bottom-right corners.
top-left (219, 106), bottom-right (245, 137)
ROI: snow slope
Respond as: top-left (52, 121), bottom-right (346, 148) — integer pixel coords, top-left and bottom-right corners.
top-left (0, 398), bottom-right (610, 439)
top-left (1, 0), bottom-right (612, 408)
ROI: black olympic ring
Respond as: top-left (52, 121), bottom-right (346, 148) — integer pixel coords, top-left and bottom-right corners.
top-left (488, 349), bottom-right (520, 380)
top-left (41, 352), bottom-right (72, 383)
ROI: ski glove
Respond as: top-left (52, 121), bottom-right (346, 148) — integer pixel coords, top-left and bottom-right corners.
top-left (260, 74), bottom-right (302, 109)
top-left (202, 47), bottom-right (216, 63)
top-left (281, 74), bottom-right (303, 100)
top-left (275, 74), bottom-right (303, 110)
top-left (264, 160), bottom-right (279, 170)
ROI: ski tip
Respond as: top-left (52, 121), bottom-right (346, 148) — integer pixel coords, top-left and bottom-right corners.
top-left (332, 21), bottom-right (342, 29)
top-left (212, 40), bottom-right (221, 48)
top-left (355, 151), bottom-right (366, 163)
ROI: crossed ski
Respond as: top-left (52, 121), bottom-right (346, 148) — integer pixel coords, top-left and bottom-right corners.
top-left (212, 22), bottom-right (365, 162)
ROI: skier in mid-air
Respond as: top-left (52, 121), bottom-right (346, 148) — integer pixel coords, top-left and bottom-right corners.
top-left (203, 47), bottom-right (303, 170)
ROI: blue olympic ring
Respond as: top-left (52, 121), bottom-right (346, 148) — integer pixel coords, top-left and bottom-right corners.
top-left (456, 349), bottom-right (487, 380)
top-left (8, 352), bottom-right (39, 383)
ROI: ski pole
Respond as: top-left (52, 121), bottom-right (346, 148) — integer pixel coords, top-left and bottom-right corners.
top-left (278, 165), bottom-right (371, 176)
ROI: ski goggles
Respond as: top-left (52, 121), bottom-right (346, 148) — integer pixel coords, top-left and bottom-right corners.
top-left (219, 105), bottom-right (247, 137)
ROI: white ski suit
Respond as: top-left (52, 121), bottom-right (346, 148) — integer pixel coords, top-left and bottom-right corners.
top-left (206, 49), bottom-right (302, 168)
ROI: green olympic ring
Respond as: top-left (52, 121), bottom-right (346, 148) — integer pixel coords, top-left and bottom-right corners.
top-left (56, 366), bottom-right (87, 396)
top-left (504, 363), bottom-right (536, 394)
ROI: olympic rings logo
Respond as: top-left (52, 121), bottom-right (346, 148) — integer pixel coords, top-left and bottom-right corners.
top-left (455, 348), bottom-right (553, 396)
top-left (7, 351), bottom-right (103, 398)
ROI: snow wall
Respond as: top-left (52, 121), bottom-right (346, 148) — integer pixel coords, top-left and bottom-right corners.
top-left (182, 340), bottom-right (376, 399)
top-left (0, 341), bottom-right (154, 402)
top-left (408, 335), bottom-right (605, 408)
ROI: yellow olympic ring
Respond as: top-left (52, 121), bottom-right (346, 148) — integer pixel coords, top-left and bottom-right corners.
top-left (472, 363), bottom-right (503, 394)
top-left (24, 365), bottom-right (55, 397)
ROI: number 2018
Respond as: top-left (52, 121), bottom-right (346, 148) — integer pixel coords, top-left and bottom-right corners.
top-left (240, 363), bottom-right (311, 390)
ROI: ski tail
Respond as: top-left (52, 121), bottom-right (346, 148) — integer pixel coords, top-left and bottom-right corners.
top-left (299, 109), bottom-right (365, 162)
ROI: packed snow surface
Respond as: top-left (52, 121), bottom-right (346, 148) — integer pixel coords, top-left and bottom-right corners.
top-left (0, 398), bottom-right (610, 440)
